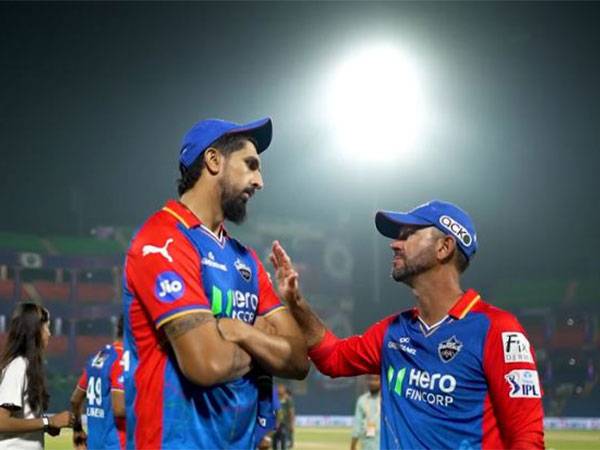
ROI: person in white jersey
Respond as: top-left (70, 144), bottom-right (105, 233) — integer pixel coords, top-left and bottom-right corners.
top-left (0, 302), bottom-right (73, 449)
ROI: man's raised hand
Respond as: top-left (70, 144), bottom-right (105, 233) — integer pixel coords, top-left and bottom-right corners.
top-left (269, 241), bottom-right (300, 304)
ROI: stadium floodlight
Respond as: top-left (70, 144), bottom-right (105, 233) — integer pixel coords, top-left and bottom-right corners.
top-left (326, 43), bottom-right (426, 162)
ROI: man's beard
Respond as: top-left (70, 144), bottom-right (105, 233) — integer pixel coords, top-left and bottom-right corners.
top-left (220, 179), bottom-right (253, 224)
top-left (392, 248), bottom-right (436, 285)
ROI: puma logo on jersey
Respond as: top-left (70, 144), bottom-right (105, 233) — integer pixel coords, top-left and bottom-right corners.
top-left (142, 238), bottom-right (174, 263)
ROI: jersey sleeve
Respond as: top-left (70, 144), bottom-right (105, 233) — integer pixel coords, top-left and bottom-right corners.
top-left (126, 224), bottom-right (211, 329)
top-left (483, 312), bottom-right (545, 449)
top-left (0, 357), bottom-right (26, 409)
top-left (308, 315), bottom-right (395, 377)
top-left (111, 347), bottom-right (125, 392)
top-left (250, 249), bottom-right (284, 317)
top-left (76, 368), bottom-right (88, 391)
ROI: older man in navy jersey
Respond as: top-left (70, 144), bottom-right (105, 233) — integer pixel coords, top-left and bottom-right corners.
top-left (273, 200), bottom-right (544, 449)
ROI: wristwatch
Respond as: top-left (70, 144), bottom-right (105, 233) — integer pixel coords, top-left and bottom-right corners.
top-left (41, 415), bottom-right (50, 432)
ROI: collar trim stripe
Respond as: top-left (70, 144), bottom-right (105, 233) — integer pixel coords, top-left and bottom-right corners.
top-left (162, 206), bottom-right (191, 229)
top-left (458, 294), bottom-right (481, 319)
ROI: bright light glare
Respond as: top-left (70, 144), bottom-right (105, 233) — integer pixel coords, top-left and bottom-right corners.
top-left (327, 44), bottom-right (426, 162)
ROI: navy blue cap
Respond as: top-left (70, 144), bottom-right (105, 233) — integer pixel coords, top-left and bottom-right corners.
top-left (375, 200), bottom-right (477, 260)
top-left (179, 117), bottom-right (272, 168)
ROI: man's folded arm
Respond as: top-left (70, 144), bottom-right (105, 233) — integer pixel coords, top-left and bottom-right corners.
top-left (162, 311), bottom-right (252, 387)
top-left (216, 309), bottom-right (309, 379)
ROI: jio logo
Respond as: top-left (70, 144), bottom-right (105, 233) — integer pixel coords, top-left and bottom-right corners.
top-left (155, 271), bottom-right (185, 302)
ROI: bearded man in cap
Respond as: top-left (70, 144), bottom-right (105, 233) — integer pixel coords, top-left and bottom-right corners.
top-left (272, 200), bottom-right (544, 449)
top-left (122, 117), bottom-right (308, 449)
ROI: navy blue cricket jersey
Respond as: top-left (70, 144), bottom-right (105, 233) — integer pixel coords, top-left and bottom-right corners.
top-left (123, 200), bottom-right (284, 449)
top-left (309, 289), bottom-right (544, 449)
top-left (78, 342), bottom-right (125, 450)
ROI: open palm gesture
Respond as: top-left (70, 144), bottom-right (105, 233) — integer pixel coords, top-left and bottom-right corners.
top-left (269, 240), bottom-right (301, 304)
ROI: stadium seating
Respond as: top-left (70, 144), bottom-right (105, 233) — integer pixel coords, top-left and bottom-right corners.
top-left (46, 235), bottom-right (124, 256)
top-left (550, 316), bottom-right (590, 349)
top-left (47, 335), bottom-right (69, 355)
top-left (0, 280), bottom-right (15, 300)
top-left (0, 232), bottom-right (47, 253)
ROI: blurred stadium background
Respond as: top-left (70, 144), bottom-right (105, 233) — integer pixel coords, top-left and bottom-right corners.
top-left (1, 221), bottom-right (599, 448)
top-left (2, 1), bottom-right (600, 448)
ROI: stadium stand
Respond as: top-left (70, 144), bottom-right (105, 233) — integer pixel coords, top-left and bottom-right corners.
top-left (0, 231), bottom-right (123, 379)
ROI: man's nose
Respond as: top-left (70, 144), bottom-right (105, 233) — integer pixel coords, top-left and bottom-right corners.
top-left (390, 239), bottom-right (404, 251)
top-left (253, 172), bottom-right (264, 190)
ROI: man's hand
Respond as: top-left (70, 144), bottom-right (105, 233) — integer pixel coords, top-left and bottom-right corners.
top-left (270, 240), bottom-right (327, 348)
top-left (73, 429), bottom-right (88, 449)
top-left (46, 426), bottom-right (60, 437)
top-left (270, 241), bottom-right (301, 304)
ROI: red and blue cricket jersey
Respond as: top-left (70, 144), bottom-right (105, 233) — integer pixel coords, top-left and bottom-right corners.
top-left (77, 342), bottom-right (125, 450)
top-left (123, 200), bottom-right (284, 449)
top-left (309, 289), bottom-right (545, 449)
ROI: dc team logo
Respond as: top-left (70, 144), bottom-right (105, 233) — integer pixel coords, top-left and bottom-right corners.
top-left (502, 332), bottom-right (533, 363)
top-left (234, 258), bottom-right (252, 282)
top-left (155, 271), bottom-right (185, 302)
top-left (438, 335), bottom-right (463, 363)
top-left (505, 369), bottom-right (541, 398)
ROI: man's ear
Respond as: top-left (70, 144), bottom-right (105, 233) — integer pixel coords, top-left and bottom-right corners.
top-left (203, 148), bottom-right (224, 175)
top-left (437, 235), bottom-right (457, 262)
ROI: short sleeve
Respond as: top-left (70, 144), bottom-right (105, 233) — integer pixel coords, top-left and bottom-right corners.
top-left (110, 348), bottom-right (124, 392)
top-left (76, 369), bottom-right (88, 391)
top-left (483, 311), bottom-right (544, 449)
top-left (250, 250), bottom-right (284, 317)
top-left (0, 357), bottom-right (26, 409)
top-left (125, 224), bottom-right (212, 329)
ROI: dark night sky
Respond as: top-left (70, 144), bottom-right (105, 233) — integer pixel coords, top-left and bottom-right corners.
top-left (1, 2), bottom-right (599, 318)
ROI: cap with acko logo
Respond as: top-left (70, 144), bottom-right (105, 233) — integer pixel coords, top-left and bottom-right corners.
top-left (375, 200), bottom-right (477, 260)
top-left (179, 117), bottom-right (272, 168)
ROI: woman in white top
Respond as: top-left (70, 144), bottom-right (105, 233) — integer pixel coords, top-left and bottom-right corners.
top-left (0, 302), bottom-right (73, 449)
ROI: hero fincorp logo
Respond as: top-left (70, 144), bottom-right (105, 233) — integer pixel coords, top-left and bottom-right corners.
top-left (231, 290), bottom-right (258, 322)
top-left (502, 332), bottom-right (533, 363)
top-left (400, 368), bottom-right (457, 407)
top-left (155, 271), bottom-right (185, 302)
top-left (439, 216), bottom-right (473, 247)
top-left (505, 370), bottom-right (541, 398)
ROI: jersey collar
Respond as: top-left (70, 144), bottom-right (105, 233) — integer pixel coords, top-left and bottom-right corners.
top-left (162, 200), bottom-right (202, 229)
top-left (409, 288), bottom-right (481, 321)
top-left (448, 289), bottom-right (481, 320)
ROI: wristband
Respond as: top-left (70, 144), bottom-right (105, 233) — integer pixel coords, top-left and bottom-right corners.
top-left (42, 415), bottom-right (49, 431)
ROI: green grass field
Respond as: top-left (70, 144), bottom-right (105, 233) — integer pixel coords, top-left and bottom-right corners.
top-left (46, 427), bottom-right (600, 449)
